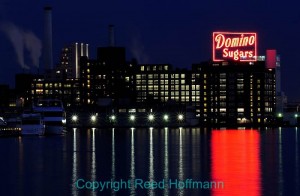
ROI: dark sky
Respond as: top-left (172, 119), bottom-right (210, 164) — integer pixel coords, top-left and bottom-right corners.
top-left (1, 0), bottom-right (300, 100)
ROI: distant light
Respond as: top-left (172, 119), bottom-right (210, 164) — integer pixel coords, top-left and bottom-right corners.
top-left (91, 115), bottom-right (97, 122)
top-left (130, 115), bottom-right (135, 121)
top-left (277, 113), bottom-right (283, 118)
top-left (163, 114), bottom-right (169, 121)
top-left (110, 115), bottom-right (116, 121)
top-left (148, 114), bottom-right (155, 122)
top-left (72, 115), bottom-right (78, 122)
top-left (295, 114), bottom-right (298, 118)
top-left (178, 114), bottom-right (184, 121)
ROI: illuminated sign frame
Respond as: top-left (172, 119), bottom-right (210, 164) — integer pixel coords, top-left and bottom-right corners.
top-left (213, 32), bottom-right (257, 62)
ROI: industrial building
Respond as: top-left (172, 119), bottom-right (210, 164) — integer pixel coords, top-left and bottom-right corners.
top-left (16, 22), bottom-right (280, 127)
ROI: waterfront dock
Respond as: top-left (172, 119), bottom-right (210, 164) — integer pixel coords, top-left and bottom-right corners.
top-left (0, 127), bottom-right (21, 137)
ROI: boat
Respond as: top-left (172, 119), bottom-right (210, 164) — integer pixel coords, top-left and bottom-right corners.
top-left (20, 113), bottom-right (45, 135)
top-left (0, 117), bottom-right (7, 127)
top-left (33, 99), bottom-right (66, 135)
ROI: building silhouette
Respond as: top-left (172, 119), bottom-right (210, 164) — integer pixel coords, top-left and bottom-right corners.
top-left (192, 60), bottom-right (275, 126)
top-left (24, 29), bottom-right (279, 126)
top-left (57, 43), bottom-right (89, 79)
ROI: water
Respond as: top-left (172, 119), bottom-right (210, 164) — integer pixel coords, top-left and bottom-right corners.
top-left (0, 127), bottom-right (299, 196)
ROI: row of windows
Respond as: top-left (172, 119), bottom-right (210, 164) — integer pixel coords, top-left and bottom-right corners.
top-left (32, 83), bottom-right (79, 88)
top-left (136, 73), bottom-right (187, 79)
top-left (137, 91), bottom-right (194, 96)
top-left (136, 85), bottom-right (201, 91)
top-left (140, 65), bottom-right (169, 71)
top-left (136, 79), bottom-right (188, 85)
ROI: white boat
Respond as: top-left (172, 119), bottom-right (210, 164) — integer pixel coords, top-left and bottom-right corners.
top-left (0, 117), bottom-right (7, 127)
top-left (33, 99), bottom-right (66, 135)
top-left (20, 113), bottom-right (45, 135)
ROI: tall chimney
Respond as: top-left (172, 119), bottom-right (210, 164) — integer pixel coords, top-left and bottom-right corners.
top-left (109, 25), bottom-right (115, 47)
top-left (86, 44), bottom-right (89, 58)
top-left (44, 6), bottom-right (53, 71)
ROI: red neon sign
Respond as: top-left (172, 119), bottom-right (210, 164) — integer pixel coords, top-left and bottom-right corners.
top-left (213, 32), bottom-right (257, 62)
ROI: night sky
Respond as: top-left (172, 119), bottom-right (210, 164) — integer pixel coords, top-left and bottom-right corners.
top-left (1, 0), bottom-right (300, 100)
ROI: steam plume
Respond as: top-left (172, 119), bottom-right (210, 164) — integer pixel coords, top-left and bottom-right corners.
top-left (24, 31), bottom-right (42, 67)
top-left (0, 21), bottom-right (42, 69)
top-left (130, 35), bottom-right (149, 64)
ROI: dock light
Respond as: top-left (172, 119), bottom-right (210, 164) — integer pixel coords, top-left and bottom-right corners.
top-left (163, 114), bottom-right (169, 121)
top-left (110, 115), bottom-right (116, 121)
top-left (72, 115), bottom-right (78, 122)
top-left (148, 114), bottom-right (155, 122)
top-left (129, 115), bottom-right (135, 121)
top-left (91, 115), bottom-right (97, 122)
top-left (178, 114), bottom-right (184, 121)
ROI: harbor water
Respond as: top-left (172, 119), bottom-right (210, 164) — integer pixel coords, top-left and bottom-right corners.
top-left (0, 127), bottom-right (299, 195)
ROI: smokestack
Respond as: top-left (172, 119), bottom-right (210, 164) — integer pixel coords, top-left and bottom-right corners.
top-left (109, 25), bottom-right (115, 47)
top-left (86, 44), bottom-right (89, 58)
top-left (44, 6), bottom-right (53, 71)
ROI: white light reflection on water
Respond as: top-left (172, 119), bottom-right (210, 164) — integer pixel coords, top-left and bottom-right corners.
top-left (91, 128), bottom-right (96, 196)
top-left (278, 127), bottom-right (283, 196)
top-left (72, 128), bottom-right (78, 196)
top-left (148, 127), bottom-right (154, 196)
top-left (3, 127), bottom-right (300, 196)
top-left (130, 128), bottom-right (136, 196)
top-left (164, 127), bottom-right (169, 196)
top-left (111, 128), bottom-right (116, 196)
top-left (18, 136), bottom-right (24, 195)
top-left (296, 127), bottom-right (299, 194)
top-left (178, 127), bottom-right (184, 196)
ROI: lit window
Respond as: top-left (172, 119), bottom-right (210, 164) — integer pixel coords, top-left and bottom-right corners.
top-left (237, 108), bottom-right (244, 112)
top-left (220, 108), bottom-right (226, 112)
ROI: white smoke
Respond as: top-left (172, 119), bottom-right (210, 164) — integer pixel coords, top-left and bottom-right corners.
top-left (130, 35), bottom-right (149, 64)
top-left (24, 31), bottom-right (42, 68)
top-left (0, 21), bottom-right (42, 69)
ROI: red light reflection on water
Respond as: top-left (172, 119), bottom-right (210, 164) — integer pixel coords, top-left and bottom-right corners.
top-left (211, 129), bottom-right (261, 196)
